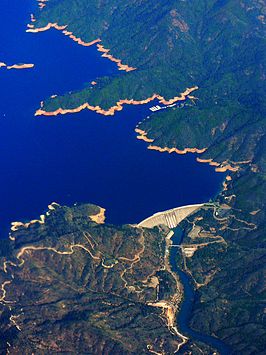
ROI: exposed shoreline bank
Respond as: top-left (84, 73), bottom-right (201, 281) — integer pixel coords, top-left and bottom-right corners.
top-left (26, 22), bottom-right (135, 72)
top-left (35, 86), bottom-right (199, 117)
top-left (135, 128), bottom-right (250, 173)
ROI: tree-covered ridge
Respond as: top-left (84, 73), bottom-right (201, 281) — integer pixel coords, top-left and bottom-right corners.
top-left (174, 165), bottom-right (266, 354)
top-left (33, 0), bottom-right (265, 117)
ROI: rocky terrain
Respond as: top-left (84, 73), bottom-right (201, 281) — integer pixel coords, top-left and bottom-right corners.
top-left (0, 203), bottom-right (186, 354)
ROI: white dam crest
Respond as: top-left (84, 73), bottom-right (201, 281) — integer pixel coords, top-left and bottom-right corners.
top-left (138, 204), bottom-right (204, 229)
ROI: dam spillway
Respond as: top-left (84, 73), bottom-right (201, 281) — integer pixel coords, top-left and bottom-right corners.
top-left (138, 204), bottom-right (204, 229)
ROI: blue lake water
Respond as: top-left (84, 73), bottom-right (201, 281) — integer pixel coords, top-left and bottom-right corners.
top-left (0, 0), bottom-right (224, 236)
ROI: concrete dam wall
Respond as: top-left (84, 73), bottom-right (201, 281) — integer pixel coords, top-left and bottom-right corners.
top-left (138, 204), bottom-right (204, 229)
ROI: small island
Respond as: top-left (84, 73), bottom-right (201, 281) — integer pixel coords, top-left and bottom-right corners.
top-left (0, 62), bottom-right (34, 70)
top-left (7, 63), bottom-right (34, 70)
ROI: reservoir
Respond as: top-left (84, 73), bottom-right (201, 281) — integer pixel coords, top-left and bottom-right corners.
top-left (0, 0), bottom-right (224, 236)
top-left (0, 1), bottom-right (231, 353)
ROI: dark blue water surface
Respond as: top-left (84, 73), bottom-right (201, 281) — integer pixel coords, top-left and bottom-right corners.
top-left (0, 0), bottom-right (224, 236)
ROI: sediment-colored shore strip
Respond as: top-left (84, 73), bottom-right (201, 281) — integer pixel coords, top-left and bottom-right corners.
top-left (62, 30), bottom-right (101, 47)
top-left (96, 44), bottom-right (136, 72)
top-left (135, 128), bottom-right (155, 143)
top-left (135, 128), bottom-right (206, 155)
top-left (196, 158), bottom-right (239, 172)
top-left (10, 202), bottom-right (106, 234)
top-left (11, 203), bottom-right (58, 233)
top-left (11, 214), bottom-right (45, 232)
top-left (135, 128), bottom-right (245, 172)
top-left (26, 22), bottom-right (67, 33)
top-left (35, 86), bottom-right (199, 117)
top-left (26, 23), bottom-right (135, 71)
top-left (215, 164), bottom-right (239, 173)
top-left (7, 63), bottom-right (34, 70)
top-left (147, 145), bottom-right (207, 155)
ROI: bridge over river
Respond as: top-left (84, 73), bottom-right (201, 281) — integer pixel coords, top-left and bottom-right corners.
top-left (138, 204), bottom-right (204, 229)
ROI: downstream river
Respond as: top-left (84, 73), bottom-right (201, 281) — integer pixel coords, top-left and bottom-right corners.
top-left (171, 228), bottom-right (232, 354)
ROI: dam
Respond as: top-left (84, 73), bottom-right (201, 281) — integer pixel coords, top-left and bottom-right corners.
top-left (138, 204), bottom-right (204, 229)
